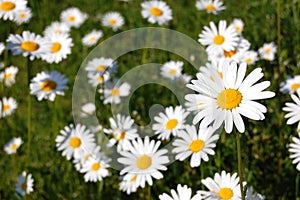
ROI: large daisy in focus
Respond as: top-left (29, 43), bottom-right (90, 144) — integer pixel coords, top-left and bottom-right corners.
top-left (288, 133), bottom-right (300, 171)
top-left (0, 0), bottom-right (27, 21)
top-left (141, 0), bottom-right (172, 25)
top-left (99, 81), bottom-right (131, 105)
top-left (185, 61), bottom-right (275, 133)
top-left (159, 184), bottom-right (201, 200)
top-left (60, 7), bottom-right (88, 28)
top-left (102, 12), bottom-right (124, 31)
top-left (283, 91), bottom-right (300, 130)
top-left (30, 70), bottom-right (68, 101)
top-left (118, 136), bottom-right (169, 188)
top-left (195, 0), bottom-right (226, 15)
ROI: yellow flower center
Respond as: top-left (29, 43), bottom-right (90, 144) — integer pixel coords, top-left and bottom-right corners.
top-left (165, 119), bottom-right (178, 130)
top-left (265, 47), bottom-right (271, 53)
top-left (0, 1), bottom-right (15, 11)
top-left (291, 83), bottom-right (300, 90)
top-left (168, 69), bottom-right (177, 75)
top-left (109, 19), bottom-right (117, 25)
top-left (4, 73), bottom-right (12, 79)
top-left (68, 15), bottom-right (76, 22)
top-left (21, 182), bottom-right (27, 191)
top-left (84, 155), bottom-right (89, 161)
top-left (150, 7), bottom-right (163, 16)
top-left (41, 80), bottom-right (57, 92)
top-left (224, 50), bottom-right (236, 58)
top-left (89, 36), bottom-right (96, 42)
top-left (19, 13), bottom-right (26, 19)
top-left (189, 139), bottom-right (205, 153)
top-left (205, 4), bottom-right (215, 11)
top-left (91, 162), bottom-right (101, 171)
top-left (10, 143), bottom-right (17, 150)
top-left (218, 71), bottom-right (223, 78)
top-left (97, 65), bottom-right (108, 72)
top-left (110, 88), bottom-right (120, 96)
top-left (97, 76), bottom-right (105, 83)
top-left (20, 41), bottom-right (39, 52)
top-left (50, 42), bottom-right (62, 53)
top-left (213, 35), bottom-right (225, 45)
top-left (114, 131), bottom-right (126, 141)
top-left (54, 29), bottom-right (62, 34)
top-left (130, 175), bottom-right (137, 182)
top-left (69, 137), bottom-right (81, 148)
top-left (235, 26), bottom-right (241, 32)
top-left (3, 104), bottom-right (10, 111)
top-left (218, 187), bottom-right (233, 200)
top-left (136, 155), bottom-right (152, 170)
top-left (217, 89), bottom-right (243, 110)
top-left (245, 58), bottom-right (252, 63)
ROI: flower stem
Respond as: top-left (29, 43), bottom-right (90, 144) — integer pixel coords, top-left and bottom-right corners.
top-left (296, 173), bottom-right (300, 199)
top-left (236, 132), bottom-right (245, 200)
top-left (26, 58), bottom-right (32, 169)
top-left (148, 185), bottom-right (151, 200)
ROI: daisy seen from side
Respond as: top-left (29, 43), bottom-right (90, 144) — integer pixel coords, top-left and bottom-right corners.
top-left (283, 91), bottom-right (300, 130)
top-left (288, 133), bottom-right (300, 171)
top-left (43, 21), bottom-right (71, 36)
top-left (82, 30), bottom-right (103, 47)
top-left (0, 65), bottom-right (18, 87)
top-left (4, 137), bottom-right (23, 154)
top-left (1, 96), bottom-right (17, 118)
top-left (15, 171), bottom-right (34, 197)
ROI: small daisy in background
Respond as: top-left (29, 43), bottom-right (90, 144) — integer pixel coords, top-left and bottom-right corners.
top-left (15, 171), bottom-right (34, 197)
top-left (87, 72), bottom-right (110, 87)
top-left (7, 30), bottom-right (52, 61)
top-left (81, 102), bottom-right (96, 118)
top-left (280, 75), bottom-right (300, 94)
top-left (197, 170), bottom-right (245, 199)
top-left (283, 91), bottom-right (300, 130)
top-left (0, 42), bottom-right (5, 55)
top-left (152, 105), bottom-right (189, 140)
top-left (118, 136), bottom-right (169, 189)
top-left (119, 175), bottom-right (138, 194)
top-left (73, 145), bottom-right (101, 171)
top-left (85, 57), bottom-right (115, 76)
top-left (30, 70), bottom-right (68, 101)
top-left (195, 0), bottom-right (226, 15)
top-left (141, 0), bottom-right (172, 25)
top-left (242, 50), bottom-right (258, 65)
top-left (4, 137), bottom-right (23, 154)
top-left (231, 18), bottom-right (244, 35)
top-left (0, 65), bottom-right (18, 87)
top-left (99, 81), bottom-right (131, 104)
top-left (159, 184), bottom-right (201, 200)
top-left (82, 30), bottom-right (103, 47)
top-left (0, 0), bottom-right (27, 21)
top-left (14, 7), bottom-right (32, 25)
top-left (104, 114), bottom-right (139, 152)
top-left (0, 96), bottom-right (17, 118)
top-left (258, 42), bottom-right (277, 61)
top-left (160, 60), bottom-right (184, 81)
top-left (43, 21), bottom-right (71, 36)
top-left (246, 186), bottom-right (266, 200)
top-left (101, 12), bottom-right (125, 31)
top-left (288, 133), bottom-right (300, 171)
top-left (172, 125), bottom-right (219, 168)
top-left (60, 7), bottom-right (88, 28)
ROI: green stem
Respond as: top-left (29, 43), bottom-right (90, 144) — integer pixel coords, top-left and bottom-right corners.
top-left (296, 173), bottom-right (300, 199)
top-left (148, 185), bottom-right (151, 200)
top-left (277, 0), bottom-right (281, 60)
top-left (26, 58), bottom-right (32, 169)
top-left (200, 164), bottom-right (205, 190)
top-left (236, 132), bottom-right (245, 200)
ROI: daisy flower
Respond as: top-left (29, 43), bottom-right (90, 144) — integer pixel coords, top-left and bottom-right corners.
top-left (242, 50), bottom-right (258, 65)
top-left (82, 30), bottom-right (103, 47)
top-left (0, 0), bottom-right (27, 21)
top-left (258, 42), bottom-right (277, 61)
top-left (231, 18), bottom-right (244, 34)
top-left (141, 0), bottom-right (172, 25)
top-left (118, 136), bottom-right (169, 188)
top-left (55, 124), bottom-right (96, 160)
top-left (60, 7), bottom-right (88, 28)
top-left (0, 42), bottom-right (5, 55)
top-left (280, 75), bottom-right (300, 94)
top-left (99, 81), bottom-right (131, 104)
top-left (119, 175), bottom-right (139, 194)
top-left (81, 102), bottom-right (96, 117)
top-left (102, 12), bottom-right (124, 31)
top-left (73, 145), bottom-right (101, 171)
top-left (42, 33), bottom-right (73, 64)
top-left (103, 114), bottom-right (139, 152)
top-left (195, 0), bottom-right (226, 15)
top-left (283, 91), bottom-right (300, 130)
top-left (1, 96), bottom-right (17, 118)
top-left (160, 61), bottom-right (184, 81)
top-left (159, 184), bottom-right (201, 200)
top-left (87, 72), bottom-right (110, 87)
top-left (14, 7), bottom-right (32, 25)
top-left (185, 61), bottom-right (275, 133)
top-left (7, 30), bottom-right (51, 61)
top-left (85, 57), bottom-right (115, 75)
top-left (4, 137), bottom-right (23, 154)
top-left (30, 70), bottom-right (68, 101)
top-left (197, 170), bottom-right (245, 200)
top-left (172, 125), bottom-right (219, 168)
top-left (288, 134), bottom-right (300, 171)
top-left (15, 171), bottom-right (34, 197)
top-left (198, 20), bottom-right (239, 55)
top-left (246, 186), bottom-right (266, 200)
top-left (0, 65), bottom-right (18, 87)
top-left (152, 105), bottom-right (189, 140)
top-left (43, 21), bottom-right (71, 36)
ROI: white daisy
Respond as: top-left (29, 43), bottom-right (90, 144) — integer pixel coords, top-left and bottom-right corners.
top-left (7, 31), bottom-right (51, 61)
top-left (1, 96), bottom-right (17, 118)
top-left (42, 33), bottom-right (73, 64)
top-left (160, 61), bottom-right (184, 81)
top-left (60, 7), bottom-right (88, 28)
top-left (85, 57), bottom-right (115, 75)
top-left (283, 91), bottom-right (300, 130)
top-left (99, 81), bottom-right (131, 104)
top-left (13, 7), bottom-right (32, 25)
top-left (0, 42), bottom-right (5, 55)
top-left (103, 114), bottom-right (139, 152)
top-left (152, 105), bottom-right (189, 140)
top-left (185, 61), bottom-right (275, 133)
top-left (4, 137), bottom-right (23, 154)
top-left (117, 136), bottom-right (169, 188)
top-left (0, 0), bottom-right (27, 21)
top-left (180, 73), bottom-right (193, 84)
top-left (0, 65), bottom-right (18, 87)
top-left (82, 30), bottom-right (103, 47)
top-left (73, 145), bottom-right (101, 171)
top-left (242, 50), bottom-right (258, 65)
top-left (199, 20), bottom-right (239, 55)
top-left (102, 12), bottom-right (124, 31)
top-left (15, 171), bottom-right (34, 197)
top-left (231, 18), bottom-right (244, 34)
top-left (172, 125), bottom-right (219, 168)
top-left (30, 70), bottom-right (68, 101)
top-left (159, 184), bottom-right (201, 200)
top-left (288, 134), bottom-right (300, 171)
top-left (195, 0), bottom-right (226, 15)
top-left (81, 102), bottom-right (96, 117)
top-left (87, 72), bottom-right (110, 87)
top-left (141, 0), bottom-right (172, 25)
top-left (258, 42), bottom-right (277, 61)
top-left (119, 175), bottom-right (139, 194)
top-left (55, 124), bottom-right (96, 160)
top-left (43, 21), bottom-right (71, 36)
top-left (280, 75), bottom-right (300, 94)
top-left (246, 186), bottom-right (266, 200)
top-left (197, 170), bottom-right (245, 200)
